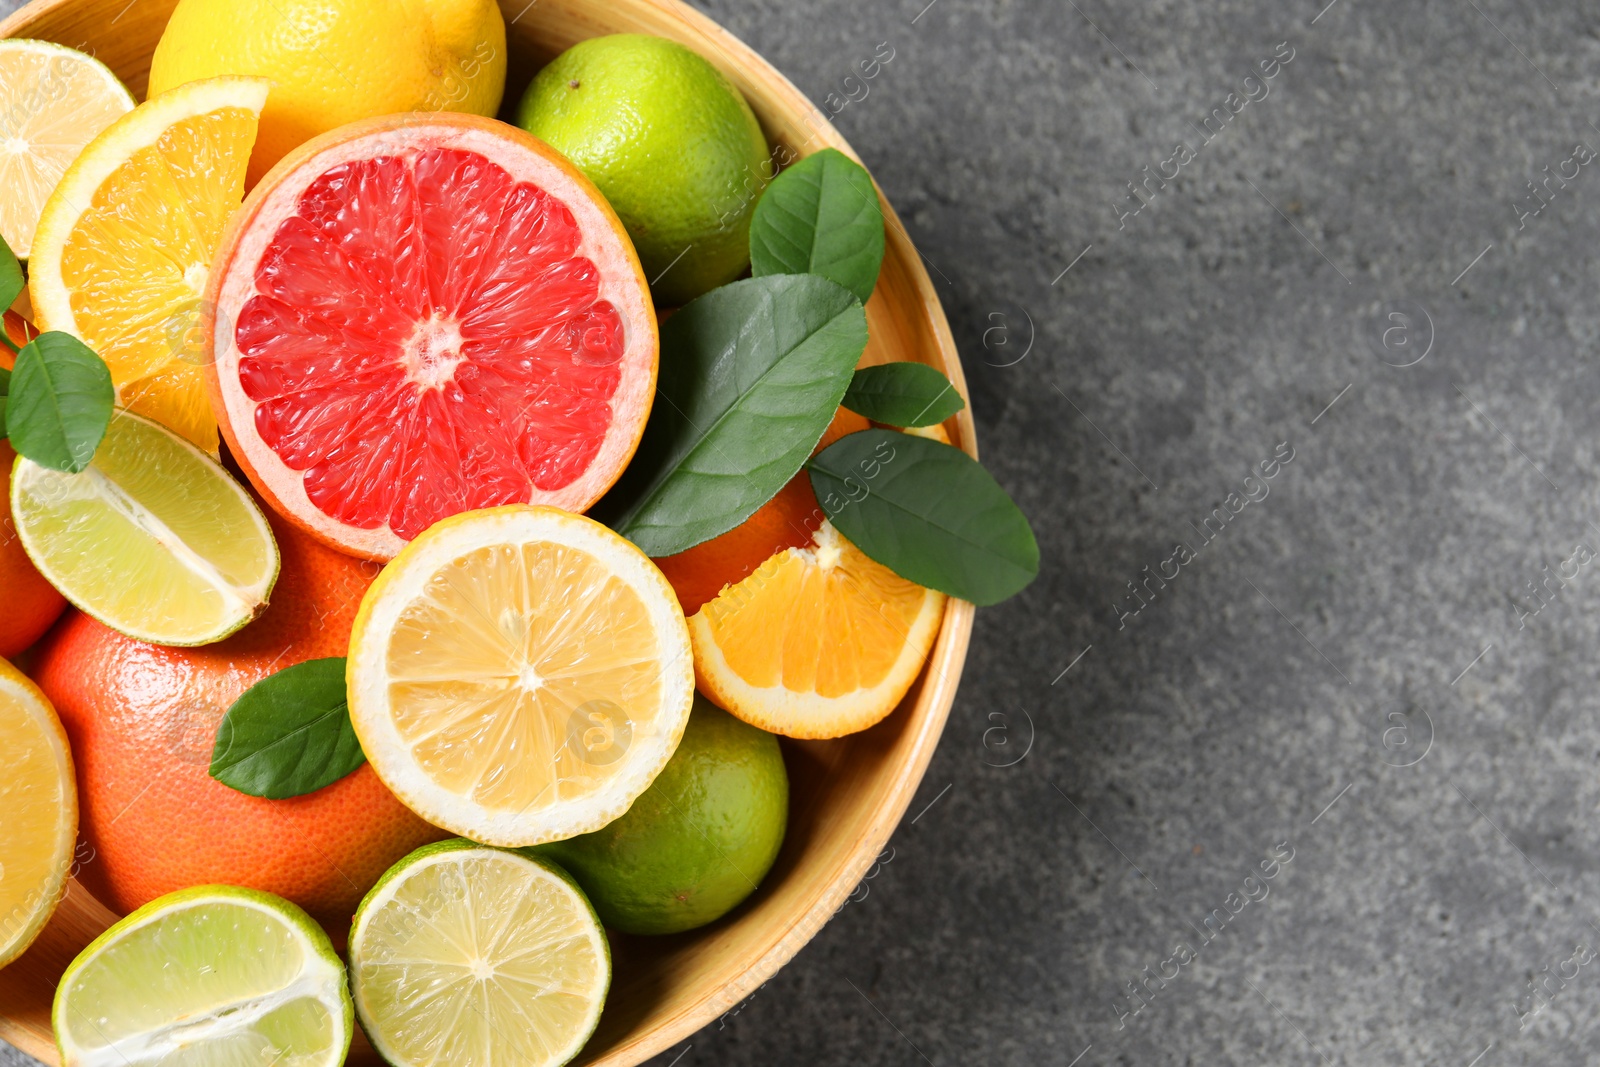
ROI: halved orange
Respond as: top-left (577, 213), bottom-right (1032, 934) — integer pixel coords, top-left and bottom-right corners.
top-left (691, 520), bottom-right (945, 739)
top-left (28, 77), bottom-right (267, 452)
top-left (205, 113), bottom-right (658, 561)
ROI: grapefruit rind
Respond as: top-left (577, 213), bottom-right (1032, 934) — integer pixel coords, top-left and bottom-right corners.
top-left (0, 659), bottom-right (77, 968)
top-left (346, 505), bottom-right (694, 847)
top-left (206, 113), bottom-right (659, 561)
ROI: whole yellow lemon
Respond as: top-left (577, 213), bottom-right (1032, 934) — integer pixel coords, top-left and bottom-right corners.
top-left (149, 0), bottom-right (506, 185)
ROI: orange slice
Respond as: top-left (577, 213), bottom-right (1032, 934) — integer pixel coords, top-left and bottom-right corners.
top-left (690, 520), bottom-right (945, 739)
top-left (28, 76), bottom-right (267, 451)
top-left (654, 407), bottom-right (870, 615)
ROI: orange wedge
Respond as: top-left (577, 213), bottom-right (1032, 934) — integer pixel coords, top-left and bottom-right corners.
top-left (28, 76), bottom-right (267, 452)
top-left (690, 520), bottom-right (945, 739)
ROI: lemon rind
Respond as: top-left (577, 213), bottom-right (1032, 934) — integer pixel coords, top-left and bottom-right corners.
top-left (0, 39), bottom-right (135, 259)
top-left (0, 661), bottom-right (76, 967)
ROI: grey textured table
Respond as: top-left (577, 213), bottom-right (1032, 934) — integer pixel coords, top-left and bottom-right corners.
top-left (9, 0), bottom-right (1600, 1064)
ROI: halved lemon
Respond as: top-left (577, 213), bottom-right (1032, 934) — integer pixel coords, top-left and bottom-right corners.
top-left (347, 505), bottom-right (694, 846)
top-left (10, 409), bottom-right (279, 646)
top-left (54, 885), bottom-right (352, 1067)
top-left (0, 40), bottom-right (134, 259)
top-left (350, 840), bottom-right (610, 1067)
top-left (29, 76), bottom-right (266, 451)
top-left (691, 520), bottom-right (945, 738)
top-left (0, 656), bottom-right (76, 967)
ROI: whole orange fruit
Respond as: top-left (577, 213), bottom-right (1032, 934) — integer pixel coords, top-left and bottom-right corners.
top-left (31, 507), bottom-right (449, 935)
top-left (654, 407), bottom-right (869, 615)
top-left (0, 439), bottom-right (67, 658)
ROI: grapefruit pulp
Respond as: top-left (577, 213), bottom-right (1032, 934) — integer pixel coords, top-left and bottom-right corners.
top-left (206, 114), bottom-right (658, 560)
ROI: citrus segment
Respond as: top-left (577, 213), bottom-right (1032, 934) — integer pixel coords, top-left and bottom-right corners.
top-left (53, 885), bottom-right (352, 1067)
top-left (208, 114), bottom-right (658, 560)
top-left (29, 76), bottom-right (267, 451)
top-left (0, 657), bottom-right (76, 967)
top-left (10, 410), bottom-right (279, 646)
top-left (347, 506), bottom-right (693, 846)
top-left (692, 520), bottom-right (945, 738)
top-left (350, 840), bottom-right (609, 1067)
top-left (0, 40), bottom-right (134, 258)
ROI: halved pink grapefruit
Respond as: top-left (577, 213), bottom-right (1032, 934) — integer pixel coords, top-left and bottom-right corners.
top-left (205, 114), bottom-right (657, 560)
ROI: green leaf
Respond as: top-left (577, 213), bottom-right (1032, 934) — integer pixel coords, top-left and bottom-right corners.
top-left (810, 429), bottom-right (1038, 606)
top-left (7, 332), bottom-right (114, 473)
top-left (750, 148), bottom-right (886, 304)
top-left (842, 363), bottom-right (965, 427)
top-left (603, 274), bottom-right (868, 557)
top-left (0, 231), bottom-right (22, 313)
top-left (209, 658), bottom-right (366, 799)
top-left (0, 364), bottom-right (9, 438)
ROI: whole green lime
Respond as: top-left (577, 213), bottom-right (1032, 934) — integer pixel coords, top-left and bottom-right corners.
top-left (516, 34), bottom-right (771, 306)
top-left (530, 695), bottom-right (789, 935)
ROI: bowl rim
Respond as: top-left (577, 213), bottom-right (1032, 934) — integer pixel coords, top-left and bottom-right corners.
top-left (0, 0), bottom-right (977, 1064)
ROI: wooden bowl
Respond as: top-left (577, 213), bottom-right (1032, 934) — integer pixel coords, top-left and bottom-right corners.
top-left (0, 1), bottom-right (975, 1064)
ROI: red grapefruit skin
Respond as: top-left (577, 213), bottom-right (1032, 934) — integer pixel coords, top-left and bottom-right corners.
top-left (205, 113), bottom-right (658, 560)
top-left (30, 507), bottom-right (449, 937)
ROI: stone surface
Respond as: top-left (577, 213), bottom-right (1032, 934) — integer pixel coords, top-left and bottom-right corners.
top-left (8, 0), bottom-right (1600, 1064)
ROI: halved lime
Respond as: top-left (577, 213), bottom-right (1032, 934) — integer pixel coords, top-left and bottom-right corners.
top-left (53, 884), bottom-right (353, 1067)
top-left (10, 410), bottom-right (278, 646)
top-left (350, 839), bottom-right (611, 1067)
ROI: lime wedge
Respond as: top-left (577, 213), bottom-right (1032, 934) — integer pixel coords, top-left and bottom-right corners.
top-left (53, 885), bottom-right (353, 1067)
top-left (10, 410), bottom-right (278, 646)
top-left (350, 840), bottom-right (611, 1067)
